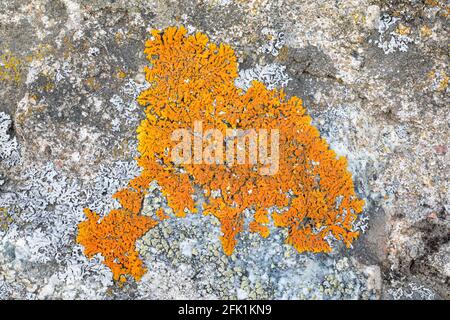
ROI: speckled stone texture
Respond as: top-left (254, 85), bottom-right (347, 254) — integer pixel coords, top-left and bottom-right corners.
top-left (0, 0), bottom-right (448, 299)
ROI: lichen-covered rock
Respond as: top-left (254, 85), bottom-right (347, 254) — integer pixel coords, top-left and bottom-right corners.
top-left (0, 0), bottom-right (448, 299)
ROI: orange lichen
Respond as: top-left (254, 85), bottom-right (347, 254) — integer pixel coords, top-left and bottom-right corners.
top-left (112, 188), bottom-right (144, 215)
top-left (156, 208), bottom-right (170, 221)
top-left (77, 26), bottom-right (365, 281)
top-left (77, 208), bottom-right (157, 281)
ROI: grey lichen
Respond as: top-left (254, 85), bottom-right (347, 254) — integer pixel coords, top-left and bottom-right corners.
top-left (0, 112), bottom-right (21, 167)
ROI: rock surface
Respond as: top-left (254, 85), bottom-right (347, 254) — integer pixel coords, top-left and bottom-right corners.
top-left (0, 0), bottom-right (448, 299)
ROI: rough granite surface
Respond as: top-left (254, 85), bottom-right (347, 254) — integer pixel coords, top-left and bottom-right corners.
top-left (0, 0), bottom-right (448, 299)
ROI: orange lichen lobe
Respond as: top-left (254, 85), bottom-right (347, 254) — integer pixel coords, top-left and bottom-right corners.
top-left (77, 26), bottom-right (365, 282)
top-left (77, 208), bottom-right (157, 281)
top-left (156, 208), bottom-right (170, 221)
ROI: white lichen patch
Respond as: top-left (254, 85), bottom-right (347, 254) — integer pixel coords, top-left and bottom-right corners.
top-left (86, 160), bottom-right (141, 215)
top-left (235, 63), bottom-right (290, 91)
top-left (259, 28), bottom-right (286, 57)
top-left (0, 158), bottom-right (143, 299)
top-left (388, 280), bottom-right (435, 300)
top-left (0, 112), bottom-right (21, 167)
top-left (235, 31), bottom-right (291, 91)
top-left (374, 14), bottom-right (414, 54)
top-left (108, 78), bottom-right (147, 130)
